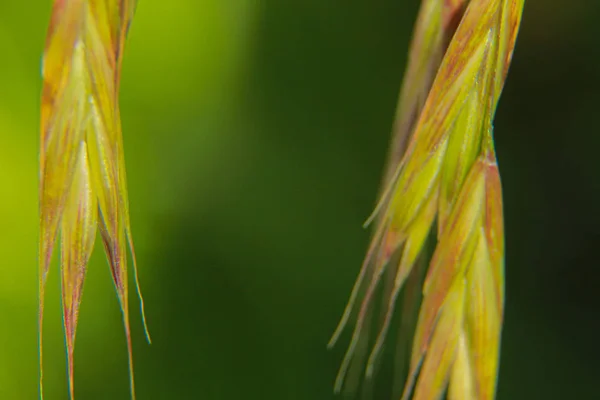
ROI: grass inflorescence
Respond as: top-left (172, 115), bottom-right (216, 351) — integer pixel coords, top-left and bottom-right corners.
top-left (329, 1), bottom-right (524, 399)
top-left (38, 1), bottom-right (149, 398)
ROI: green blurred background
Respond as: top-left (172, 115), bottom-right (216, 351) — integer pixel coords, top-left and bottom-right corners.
top-left (0, 0), bottom-right (599, 399)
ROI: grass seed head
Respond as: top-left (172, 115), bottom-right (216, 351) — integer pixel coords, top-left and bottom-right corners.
top-left (330, 0), bottom-right (523, 398)
top-left (39, 1), bottom-right (148, 399)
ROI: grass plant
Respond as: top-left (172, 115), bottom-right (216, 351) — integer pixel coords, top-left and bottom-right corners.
top-left (38, 1), bottom-right (150, 398)
top-left (329, 1), bottom-right (525, 399)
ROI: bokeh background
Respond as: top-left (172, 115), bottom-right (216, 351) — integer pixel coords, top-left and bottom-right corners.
top-left (0, 0), bottom-right (599, 399)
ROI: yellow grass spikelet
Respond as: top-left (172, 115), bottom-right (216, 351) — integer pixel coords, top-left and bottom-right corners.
top-left (39, 1), bottom-right (149, 398)
top-left (328, 0), bottom-right (468, 371)
top-left (382, 0), bottom-right (468, 185)
top-left (403, 138), bottom-right (504, 400)
top-left (329, 0), bottom-right (524, 398)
